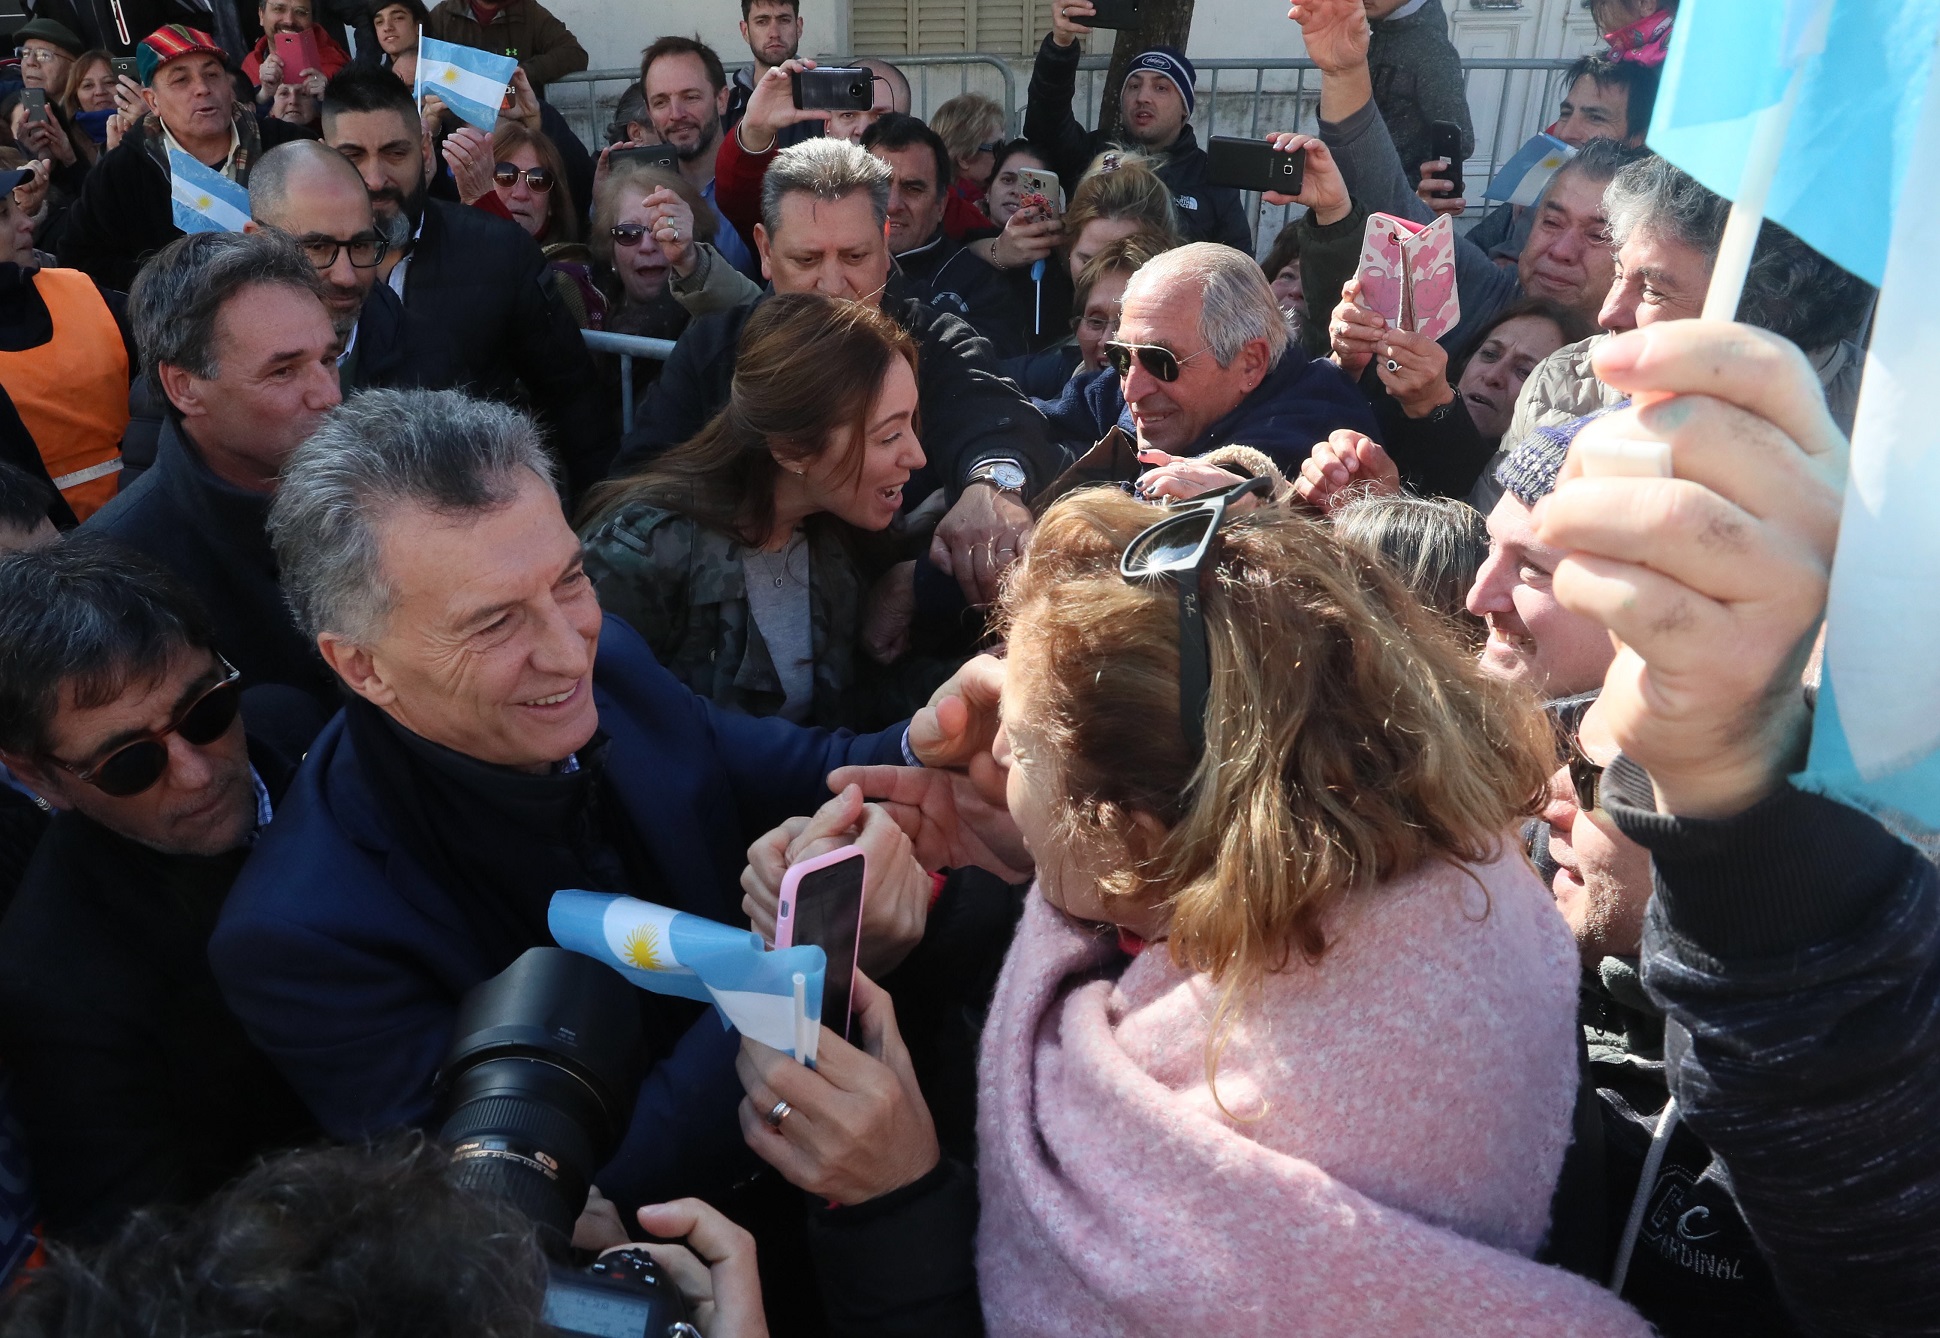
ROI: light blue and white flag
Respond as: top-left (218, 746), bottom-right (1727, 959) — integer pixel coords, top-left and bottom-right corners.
top-left (550, 890), bottom-right (828, 1063)
top-left (1798, 32), bottom-right (1940, 834)
top-left (168, 148), bottom-right (249, 234)
top-left (1483, 133), bottom-right (1574, 207)
top-left (1648, 0), bottom-right (1940, 285)
top-left (413, 34), bottom-right (516, 131)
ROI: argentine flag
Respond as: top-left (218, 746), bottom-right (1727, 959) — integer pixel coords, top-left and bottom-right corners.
top-left (550, 890), bottom-right (830, 1064)
top-left (1483, 133), bottom-right (1574, 207)
top-left (414, 34), bottom-right (516, 131)
top-left (168, 148), bottom-right (249, 234)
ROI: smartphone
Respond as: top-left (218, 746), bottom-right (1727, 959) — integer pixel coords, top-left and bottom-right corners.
top-left (792, 66), bottom-right (873, 112)
top-left (773, 846), bottom-right (867, 1044)
top-left (1014, 166), bottom-right (1064, 213)
top-left (110, 55), bottom-right (138, 82)
top-left (608, 142), bottom-right (681, 173)
top-left (271, 29), bottom-right (323, 77)
top-left (1208, 135), bottom-right (1306, 194)
top-left (20, 88), bottom-right (45, 124)
top-left (1085, 0), bottom-right (1142, 27)
top-left (1429, 119), bottom-right (1465, 197)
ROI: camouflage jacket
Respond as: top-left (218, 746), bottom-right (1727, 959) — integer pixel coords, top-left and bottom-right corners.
top-left (582, 504), bottom-right (871, 729)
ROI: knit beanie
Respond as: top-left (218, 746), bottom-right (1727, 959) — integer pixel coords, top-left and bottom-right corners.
top-left (1493, 402), bottom-right (1628, 506)
top-left (137, 25), bottom-right (227, 86)
top-left (1127, 46), bottom-right (1195, 117)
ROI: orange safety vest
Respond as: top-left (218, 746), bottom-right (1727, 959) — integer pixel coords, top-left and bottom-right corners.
top-left (0, 268), bottom-right (129, 521)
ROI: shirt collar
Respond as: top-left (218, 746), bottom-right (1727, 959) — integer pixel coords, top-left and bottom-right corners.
top-left (161, 118), bottom-right (242, 178)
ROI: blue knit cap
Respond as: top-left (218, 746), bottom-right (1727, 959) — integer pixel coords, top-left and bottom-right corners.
top-left (1128, 46), bottom-right (1196, 117)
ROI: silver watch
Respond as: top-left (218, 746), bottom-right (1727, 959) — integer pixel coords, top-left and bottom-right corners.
top-left (968, 459), bottom-right (1027, 496)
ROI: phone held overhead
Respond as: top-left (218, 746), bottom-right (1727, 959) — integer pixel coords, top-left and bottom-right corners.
top-left (1207, 136), bottom-right (1306, 194)
top-left (792, 66), bottom-right (874, 112)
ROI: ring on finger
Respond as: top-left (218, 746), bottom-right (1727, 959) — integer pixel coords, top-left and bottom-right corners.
top-left (1385, 358), bottom-right (1400, 372)
top-left (765, 1098), bottom-right (793, 1129)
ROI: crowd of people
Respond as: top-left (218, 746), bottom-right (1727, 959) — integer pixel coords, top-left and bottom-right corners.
top-left (0, 0), bottom-right (1930, 1332)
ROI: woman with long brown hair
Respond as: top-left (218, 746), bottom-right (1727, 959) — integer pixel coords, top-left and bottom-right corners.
top-left (579, 293), bottom-right (929, 729)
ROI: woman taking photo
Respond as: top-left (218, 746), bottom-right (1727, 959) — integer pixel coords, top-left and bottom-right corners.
top-left (731, 487), bottom-right (1653, 1334)
top-left (578, 293), bottom-right (929, 729)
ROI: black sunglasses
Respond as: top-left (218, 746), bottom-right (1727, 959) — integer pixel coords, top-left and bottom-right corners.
top-left (1103, 339), bottom-right (1212, 383)
top-left (1545, 696), bottom-right (1603, 812)
top-left (608, 222), bottom-right (651, 247)
top-left (1119, 477), bottom-right (1270, 761)
top-left (49, 659), bottom-right (242, 798)
top-left (493, 163), bottom-right (554, 191)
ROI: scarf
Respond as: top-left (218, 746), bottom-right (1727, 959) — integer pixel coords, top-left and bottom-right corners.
top-left (343, 696), bottom-right (663, 971)
top-left (975, 852), bottom-right (1653, 1337)
top-left (1604, 9), bottom-right (1674, 66)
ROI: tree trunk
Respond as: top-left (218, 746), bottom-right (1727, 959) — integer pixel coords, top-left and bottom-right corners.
top-left (1095, 0), bottom-right (1195, 141)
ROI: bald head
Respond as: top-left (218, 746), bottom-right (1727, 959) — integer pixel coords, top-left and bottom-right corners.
top-left (248, 141), bottom-right (384, 339)
top-left (854, 57), bottom-right (910, 112)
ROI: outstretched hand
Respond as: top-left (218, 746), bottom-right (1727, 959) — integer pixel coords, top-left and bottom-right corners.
top-left (1535, 321), bottom-right (1844, 821)
top-left (1289, 0), bottom-right (1371, 75)
top-left (1294, 429), bottom-right (1401, 513)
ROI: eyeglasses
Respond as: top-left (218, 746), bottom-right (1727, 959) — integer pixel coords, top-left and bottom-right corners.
top-left (973, 138), bottom-right (1004, 156)
top-left (14, 47), bottom-right (63, 65)
top-left (494, 163), bottom-right (554, 192)
top-left (608, 223), bottom-right (652, 247)
top-left (1103, 339), bottom-right (1212, 383)
top-left (296, 233), bottom-right (388, 270)
top-left (1119, 476), bottom-right (1270, 761)
top-left (48, 658), bottom-right (243, 797)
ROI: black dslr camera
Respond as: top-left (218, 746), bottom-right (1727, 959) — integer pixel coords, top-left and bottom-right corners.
top-left (437, 948), bottom-right (697, 1338)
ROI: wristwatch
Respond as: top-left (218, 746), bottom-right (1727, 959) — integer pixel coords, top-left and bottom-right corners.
top-left (967, 458), bottom-right (1028, 497)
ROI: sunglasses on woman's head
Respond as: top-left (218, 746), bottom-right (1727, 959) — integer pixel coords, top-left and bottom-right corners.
top-left (1103, 340), bottom-right (1212, 383)
top-left (49, 659), bottom-right (243, 798)
top-left (1119, 476), bottom-right (1271, 763)
top-left (493, 163), bottom-right (553, 192)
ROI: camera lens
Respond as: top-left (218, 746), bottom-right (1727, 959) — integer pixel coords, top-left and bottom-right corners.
top-left (849, 81), bottom-right (868, 99)
top-left (436, 948), bottom-right (643, 1254)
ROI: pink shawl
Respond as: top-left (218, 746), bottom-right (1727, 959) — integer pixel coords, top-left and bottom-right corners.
top-left (975, 846), bottom-right (1652, 1336)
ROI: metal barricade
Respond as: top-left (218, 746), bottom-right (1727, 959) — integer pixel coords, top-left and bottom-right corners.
top-left (581, 329), bottom-right (675, 436)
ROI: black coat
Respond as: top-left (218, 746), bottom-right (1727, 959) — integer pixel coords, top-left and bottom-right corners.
top-left (1023, 34), bottom-right (1253, 255)
top-left (398, 198), bottom-right (613, 499)
top-left (893, 232), bottom-right (1033, 360)
top-left (0, 692), bottom-right (323, 1242)
top-left (81, 418), bottom-right (338, 707)
top-left (57, 115), bottom-right (314, 294)
top-left (614, 289), bottom-right (1064, 501)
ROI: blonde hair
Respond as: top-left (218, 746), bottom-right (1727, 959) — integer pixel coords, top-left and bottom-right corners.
top-left (1062, 150), bottom-right (1183, 252)
top-left (1071, 232), bottom-right (1168, 314)
top-left (589, 160), bottom-right (714, 267)
top-left (999, 488), bottom-right (1552, 983)
top-left (928, 92), bottom-right (1004, 163)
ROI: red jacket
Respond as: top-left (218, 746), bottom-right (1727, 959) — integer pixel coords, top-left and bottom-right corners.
top-left (242, 26), bottom-right (351, 88)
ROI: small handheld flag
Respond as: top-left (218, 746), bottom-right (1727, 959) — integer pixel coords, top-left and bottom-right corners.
top-left (549, 891), bottom-right (828, 1065)
top-left (167, 148), bottom-right (249, 234)
top-left (413, 33), bottom-right (516, 131)
top-left (1483, 133), bottom-right (1575, 207)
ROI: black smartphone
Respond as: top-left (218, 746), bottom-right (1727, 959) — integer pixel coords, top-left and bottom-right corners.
top-left (20, 88), bottom-right (46, 124)
top-left (1085, 0), bottom-right (1141, 27)
top-left (1208, 135), bottom-right (1306, 194)
top-left (791, 66), bottom-right (873, 112)
top-left (1429, 119), bottom-right (1465, 196)
top-left (110, 56), bottom-right (138, 81)
top-left (775, 848), bottom-right (866, 1044)
top-left (607, 142), bottom-right (681, 173)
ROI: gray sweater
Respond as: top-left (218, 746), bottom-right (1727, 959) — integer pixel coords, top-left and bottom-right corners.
top-left (1368, 0), bottom-right (1474, 187)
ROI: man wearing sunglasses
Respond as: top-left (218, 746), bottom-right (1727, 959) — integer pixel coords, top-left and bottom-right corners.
top-left (1039, 242), bottom-right (1377, 472)
top-left (0, 537), bottom-right (318, 1242)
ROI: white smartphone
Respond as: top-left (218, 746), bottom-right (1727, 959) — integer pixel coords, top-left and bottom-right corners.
top-left (774, 844), bottom-right (867, 1043)
top-left (1014, 166), bottom-right (1065, 214)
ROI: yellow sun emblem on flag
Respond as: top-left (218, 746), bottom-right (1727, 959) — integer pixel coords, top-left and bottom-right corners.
top-left (194, 193), bottom-right (213, 209)
top-left (621, 924), bottom-right (667, 971)
top-left (440, 67), bottom-right (459, 82)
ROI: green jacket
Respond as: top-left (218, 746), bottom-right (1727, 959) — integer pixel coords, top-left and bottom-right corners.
top-left (582, 504), bottom-right (878, 728)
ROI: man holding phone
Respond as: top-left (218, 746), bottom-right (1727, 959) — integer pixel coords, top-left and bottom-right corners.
top-left (1024, 13), bottom-right (1251, 253)
top-left (242, 0), bottom-right (347, 109)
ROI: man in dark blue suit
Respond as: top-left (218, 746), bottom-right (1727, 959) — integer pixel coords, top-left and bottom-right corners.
top-left (208, 387), bottom-right (986, 1211)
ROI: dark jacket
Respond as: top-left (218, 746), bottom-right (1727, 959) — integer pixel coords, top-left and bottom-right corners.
top-left (1036, 348), bottom-right (1380, 473)
top-left (422, 0), bottom-right (587, 91)
top-left (1023, 34), bottom-right (1252, 254)
top-left (398, 198), bottom-right (612, 499)
top-left (0, 692), bottom-right (323, 1243)
top-left (614, 291), bottom-right (1064, 504)
top-left (1363, 362), bottom-right (1498, 499)
top-left (1608, 754), bottom-right (1940, 1336)
top-left (209, 615), bottom-right (908, 1210)
top-left (57, 110), bottom-right (313, 293)
top-left (1367, 0), bottom-right (1472, 188)
top-left (80, 418), bottom-right (337, 706)
top-left (892, 232), bottom-right (1032, 360)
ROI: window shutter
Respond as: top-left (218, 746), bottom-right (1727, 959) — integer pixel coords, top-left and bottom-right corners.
top-left (850, 0), bottom-right (1053, 55)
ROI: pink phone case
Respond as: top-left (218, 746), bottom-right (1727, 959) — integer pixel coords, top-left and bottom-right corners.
top-left (1355, 212), bottom-right (1460, 341)
top-left (272, 29), bottom-right (323, 76)
top-left (773, 843), bottom-right (866, 951)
